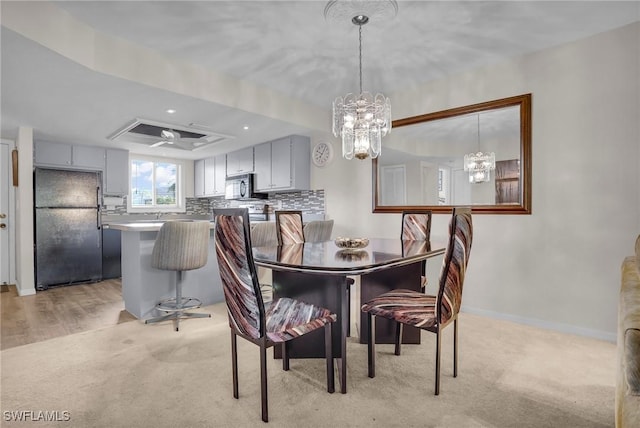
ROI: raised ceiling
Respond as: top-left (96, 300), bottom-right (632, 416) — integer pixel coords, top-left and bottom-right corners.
top-left (1, 1), bottom-right (638, 160)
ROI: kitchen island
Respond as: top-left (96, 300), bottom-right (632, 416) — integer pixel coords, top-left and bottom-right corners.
top-left (106, 221), bottom-right (224, 319)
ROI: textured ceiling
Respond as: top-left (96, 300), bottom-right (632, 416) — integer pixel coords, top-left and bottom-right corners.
top-left (1, 1), bottom-right (638, 159)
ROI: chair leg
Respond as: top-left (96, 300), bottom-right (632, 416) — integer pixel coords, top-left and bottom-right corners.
top-left (231, 332), bottom-right (239, 399)
top-left (435, 328), bottom-right (441, 396)
top-left (394, 322), bottom-right (403, 356)
top-left (367, 312), bottom-right (376, 378)
top-left (453, 317), bottom-right (458, 378)
top-left (346, 281), bottom-right (351, 337)
top-left (325, 323), bottom-right (334, 393)
top-left (282, 342), bottom-right (289, 371)
top-left (260, 342), bottom-right (268, 423)
top-left (175, 271), bottom-right (183, 332)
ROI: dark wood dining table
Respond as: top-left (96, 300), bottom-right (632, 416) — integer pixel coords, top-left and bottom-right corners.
top-left (252, 238), bottom-right (446, 393)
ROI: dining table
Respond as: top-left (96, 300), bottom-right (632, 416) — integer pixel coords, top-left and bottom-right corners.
top-left (252, 237), bottom-right (447, 393)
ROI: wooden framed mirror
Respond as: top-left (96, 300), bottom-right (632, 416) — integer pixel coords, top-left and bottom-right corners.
top-left (372, 93), bottom-right (531, 214)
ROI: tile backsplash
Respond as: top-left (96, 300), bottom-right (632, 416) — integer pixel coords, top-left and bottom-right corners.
top-left (101, 190), bottom-right (325, 218)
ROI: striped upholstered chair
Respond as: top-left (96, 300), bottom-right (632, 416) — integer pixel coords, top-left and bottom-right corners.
top-left (145, 220), bottom-right (211, 331)
top-left (214, 208), bottom-right (336, 422)
top-left (275, 210), bottom-right (305, 245)
top-left (401, 210), bottom-right (432, 289)
top-left (277, 213), bottom-right (354, 336)
top-left (362, 207), bottom-right (472, 395)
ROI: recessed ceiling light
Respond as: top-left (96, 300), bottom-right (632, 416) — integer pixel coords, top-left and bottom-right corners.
top-left (243, 125), bottom-right (249, 130)
top-left (166, 109), bottom-right (176, 114)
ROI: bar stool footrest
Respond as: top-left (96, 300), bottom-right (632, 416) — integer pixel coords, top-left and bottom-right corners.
top-left (156, 297), bottom-right (202, 313)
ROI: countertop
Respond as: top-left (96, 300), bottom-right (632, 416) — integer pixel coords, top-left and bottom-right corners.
top-left (106, 220), bottom-right (215, 232)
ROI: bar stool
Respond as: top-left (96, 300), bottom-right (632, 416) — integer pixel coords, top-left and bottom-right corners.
top-left (145, 220), bottom-right (211, 331)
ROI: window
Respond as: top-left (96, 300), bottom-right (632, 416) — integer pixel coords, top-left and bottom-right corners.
top-left (129, 157), bottom-right (184, 212)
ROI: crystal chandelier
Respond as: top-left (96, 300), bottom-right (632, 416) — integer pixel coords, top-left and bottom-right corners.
top-left (463, 115), bottom-right (495, 183)
top-left (330, 10), bottom-right (392, 160)
top-left (464, 152), bottom-right (496, 183)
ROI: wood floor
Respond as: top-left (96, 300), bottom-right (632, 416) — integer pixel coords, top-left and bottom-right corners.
top-left (0, 279), bottom-right (136, 350)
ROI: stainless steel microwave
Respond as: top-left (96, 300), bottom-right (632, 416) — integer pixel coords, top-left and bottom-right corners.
top-left (224, 174), bottom-right (267, 200)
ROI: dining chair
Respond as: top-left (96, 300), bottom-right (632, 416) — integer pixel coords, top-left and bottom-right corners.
top-left (214, 208), bottom-right (336, 422)
top-left (275, 210), bottom-right (305, 245)
top-left (286, 216), bottom-right (354, 336)
top-left (145, 220), bottom-right (211, 331)
top-left (401, 210), bottom-right (432, 290)
top-left (303, 219), bottom-right (334, 242)
top-left (362, 207), bottom-right (472, 395)
top-left (249, 221), bottom-right (279, 303)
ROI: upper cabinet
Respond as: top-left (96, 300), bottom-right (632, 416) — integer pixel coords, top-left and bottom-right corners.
top-left (254, 135), bottom-right (310, 192)
top-left (34, 141), bottom-right (73, 166)
top-left (104, 149), bottom-right (129, 195)
top-left (226, 147), bottom-right (254, 176)
top-left (195, 154), bottom-right (226, 198)
top-left (194, 159), bottom-right (205, 197)
top-left (213, 154), bottom-right (226, 195)
top-left (35, 141), bottom-right (106, 170)
top-left (73, 145), bottom-right (106, 170)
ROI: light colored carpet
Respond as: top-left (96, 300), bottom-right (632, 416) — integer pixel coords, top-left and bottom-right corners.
top-left (0, 303), bottom-right (615, 427)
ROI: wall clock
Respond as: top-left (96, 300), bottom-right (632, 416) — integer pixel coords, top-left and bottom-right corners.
top-left (312, 141), bottom-right (334, 167)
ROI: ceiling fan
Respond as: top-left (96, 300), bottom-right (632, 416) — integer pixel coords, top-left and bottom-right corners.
top-left (149, 129), bottom-right (208, 150)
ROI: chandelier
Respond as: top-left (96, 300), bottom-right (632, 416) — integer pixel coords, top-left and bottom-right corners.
top-left (463, 115), bottom-right (495, 183)
top-left (328, 2), bottom-right (393, 160)
top-left (464, 152), bottom-right (496, 183)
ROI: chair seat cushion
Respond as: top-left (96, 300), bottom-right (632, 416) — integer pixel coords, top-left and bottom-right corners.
top-left (265, 297), bottom-right (336, 343)
top-left (361, 289), bottom-right (439, 329)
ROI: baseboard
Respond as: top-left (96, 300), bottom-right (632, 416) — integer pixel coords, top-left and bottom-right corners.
top-left (461, 305), bottom-right (616, 343)
top-left (16, 284), bottom-right (36, 296)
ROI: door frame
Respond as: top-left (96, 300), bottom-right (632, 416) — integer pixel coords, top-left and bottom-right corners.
top-left (0, 139), bottom-right (16, 285)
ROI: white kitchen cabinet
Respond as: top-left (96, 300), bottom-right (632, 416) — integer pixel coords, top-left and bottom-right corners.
top-left (194, 159), bottom-right (205, 197)
top-left (226, 147), bottom-right (254, 176)
top-left (204, 157), bottom-right (216, 195)
top-left (213, 154), bottom-right (226, 195)
top-left (34, 141), bottom-right (106, 170)
top-left (104, 149), bottom-right (129, 195)
top-left (195, 154), bottom-right (226, 197)
top-left (254, 143), bottom-right (272, 190)
top-left (254, 135), bottom-right (310, 192)
top-left (73, 145), bottom-right (106, 170)
top-left (34, 141), bottom-right (73, 166)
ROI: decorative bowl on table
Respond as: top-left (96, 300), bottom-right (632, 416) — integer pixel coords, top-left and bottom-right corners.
top-left (334, 237), bottom-right (369, 249)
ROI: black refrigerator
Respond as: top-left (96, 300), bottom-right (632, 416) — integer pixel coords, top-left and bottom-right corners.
top-left (34, 168), bottom-right (102, 290)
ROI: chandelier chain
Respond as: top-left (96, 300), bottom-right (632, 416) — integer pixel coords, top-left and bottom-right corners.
top-left (358, 24), bottom-right (363, 94)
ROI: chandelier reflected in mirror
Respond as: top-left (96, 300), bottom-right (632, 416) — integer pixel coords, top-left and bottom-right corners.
top-left (463, 114), bottom-right (496, 183)
top-left (464, 151), bottom-right (496, 183)
top-left (326, 1), bottom-right (396, 160)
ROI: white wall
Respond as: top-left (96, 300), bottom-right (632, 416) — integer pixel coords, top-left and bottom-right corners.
top-left (15, 127), bottom-right (35, 296)
top-left (312, 22), bottom-right (640, 341)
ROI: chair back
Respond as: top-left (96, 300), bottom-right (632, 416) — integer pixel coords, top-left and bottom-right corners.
top-left (151, 221), bottom-right (209, 271)
top-left (275, 210), bottom-right (305, 245)
top-left (401, 210), bottom-right (432, 241)
top-left (303, 219), bottom-right (334, 242)
top-left (214, 208), bottom-right (266, 340)
top-left (437, 207), bottom-right (473, 325)
top-left (250, 222), bottom-right (278, 247)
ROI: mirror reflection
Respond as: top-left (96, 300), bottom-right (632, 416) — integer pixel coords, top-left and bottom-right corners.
top-left (373, 94), bottom-right (531, 214)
